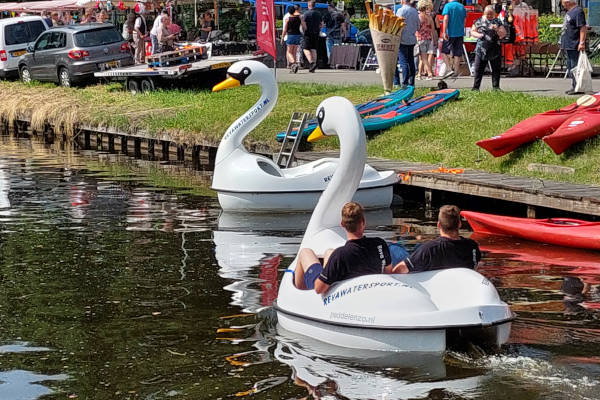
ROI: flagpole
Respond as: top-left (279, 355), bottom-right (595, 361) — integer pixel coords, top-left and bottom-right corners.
top-left (273, 14), bottom-right (277, 78)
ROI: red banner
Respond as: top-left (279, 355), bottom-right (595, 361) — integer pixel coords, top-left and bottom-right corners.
top-left (256, 0), bottom-right (276, 59)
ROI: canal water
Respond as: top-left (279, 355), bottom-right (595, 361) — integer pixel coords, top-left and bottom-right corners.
top-left (0, 136), bottom-right (599, 400)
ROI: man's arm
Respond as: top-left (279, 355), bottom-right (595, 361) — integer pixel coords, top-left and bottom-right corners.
top-left (442, 14), bottom-right (449, 40)
top-left (391, 261), bottom-right (410, 274)
top-left (578, 24), bottom-right (586, 52)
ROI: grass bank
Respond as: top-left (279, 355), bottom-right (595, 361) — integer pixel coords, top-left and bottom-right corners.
top-left (2, 80), bottom-right (598, 185)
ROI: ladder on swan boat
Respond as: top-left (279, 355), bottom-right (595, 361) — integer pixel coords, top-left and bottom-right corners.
top-left (275, 112), bottom-right (310, 168)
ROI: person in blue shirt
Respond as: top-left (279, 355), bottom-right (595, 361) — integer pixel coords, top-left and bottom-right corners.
top-left (441, 0), bottom-right (466, 77)
top-left (560, 0), bottom-right (587, 95)
top-left (394, 0), bottom-right (420, 87)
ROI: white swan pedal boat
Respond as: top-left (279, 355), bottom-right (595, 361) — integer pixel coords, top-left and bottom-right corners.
top-left (210, 60), bottom-right (397, 212)
top-left (275, 96), bottom-right (514, 353)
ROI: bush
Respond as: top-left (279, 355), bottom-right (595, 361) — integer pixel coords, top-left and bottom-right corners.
top-left (537, 14), bottom-right (563, 44)
top-left (351, 18), bottom-right (369, 31)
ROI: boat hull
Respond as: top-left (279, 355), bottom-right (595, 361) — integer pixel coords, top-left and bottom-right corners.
top-left (276, 269), bottom-right (514, 353)
top-left (362, 88), bottom-right (459, 132)
top-left (543, 109), bottom-right (600, 155)
top-left (216, 183), bottom-right (393, 212)
top-left (277, 311), bottom-right (446, 353)
top-left (275, 86), bottom-right (415, 142)
top-left (462, 210), bottom-right (600, 250)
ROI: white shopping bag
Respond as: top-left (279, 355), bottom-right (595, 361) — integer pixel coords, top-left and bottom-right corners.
top-left (574, 51), bottom-right (593, 93)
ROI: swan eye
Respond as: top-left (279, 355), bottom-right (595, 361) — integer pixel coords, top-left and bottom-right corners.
top-left (242, 67), bottom-right (251, 76)
top-left (317, 108), bottom-right (325, 126)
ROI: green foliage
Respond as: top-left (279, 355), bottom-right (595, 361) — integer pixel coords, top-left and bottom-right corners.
top-left (351, 18), bottom-right (369, 31)
top-left (537, 13), bottom-right (563, 44)
top-left (347, 0), bottom-right (367, 15)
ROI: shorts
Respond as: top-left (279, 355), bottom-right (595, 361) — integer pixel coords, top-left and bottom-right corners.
top-left (302, 33), bottom-right (319, 50)
top-left (286, 34), bottom-right (302, 46)
top-left (442, 36), bottom-right (464, 57)
top-left (304, 262), bottom-right (323, 290)
top-left (417, 39), bottom-right (435, 55)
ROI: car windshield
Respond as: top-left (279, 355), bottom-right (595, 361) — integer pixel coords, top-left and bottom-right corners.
top-left (4, 21), bottom-right (46, 46)
top-left (74, 27), bottom-right (121, 47)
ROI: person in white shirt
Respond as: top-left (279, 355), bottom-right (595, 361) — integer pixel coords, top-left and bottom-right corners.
top-left (150, 10), bottom-right (168, 55)
top-left (133, 5), bottom-right (148, 64)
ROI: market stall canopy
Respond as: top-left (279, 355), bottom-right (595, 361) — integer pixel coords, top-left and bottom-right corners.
top-left (0, 0), bottom-right (152, 12)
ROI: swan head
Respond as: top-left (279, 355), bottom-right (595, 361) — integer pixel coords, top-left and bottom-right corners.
top-left (307, 96), bottom-right (360, 142)
top-left (212, 60), bottom-right (274, 92)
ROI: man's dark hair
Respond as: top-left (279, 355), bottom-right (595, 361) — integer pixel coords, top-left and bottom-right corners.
top-left (287, 5), bottom-right (295, 14)
top-left (342, 202), bottom-right (365, 233)
top-left (438, 205), bottom-right (461, 232)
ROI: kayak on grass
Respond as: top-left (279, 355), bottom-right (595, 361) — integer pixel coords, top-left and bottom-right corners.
top-left (361, 88), bottom-right (459, 132)
top-left (543, 108), bottom-right (600, 155)
top-left (477, 94), bottom-right (600, 157)
top-left (275, 86), bottom-right (414, 142)
top-left (461, 210), bottom-right (600, 251)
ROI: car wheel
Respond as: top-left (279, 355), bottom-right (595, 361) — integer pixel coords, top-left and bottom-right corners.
top-left (20, 66), bottom-right (32, 83)
top-left (140, 78), bottom-right (154, 93)
top-left (126, 78), bottom-right (140, 94)
top-left (58, 67), bottom-right (72, 87)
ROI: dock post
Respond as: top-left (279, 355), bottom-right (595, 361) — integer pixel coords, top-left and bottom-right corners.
top-left (527, 205), bottom-right (536, 218)
top-left (162, 141), bottom-right (170, 161)
top-left (108, 135), bottom-right (115, 152)
top-left (207, 147), bottom-right (217, 170)
top-left (134, 138), bottom-right (142, 158)
top-left (192, 146), bottom-right (200, 170)
top-left (424, 189), bottom-right (433, 219)
top-left (84, 131), bottom-right (91, 149)
top-left (121, 136), bottom-right (128, 154)
top-left (148, 140), bottom-right (155, 160)
top-left (177, 145), bottom-right (185, 162)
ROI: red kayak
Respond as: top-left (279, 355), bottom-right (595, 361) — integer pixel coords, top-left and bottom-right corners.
top-left (461, 210), bottom-right (600, 250)
top-left (477, 94), bottom-right (600, 157)
top-left (543, 108), bottom-right (600, 155)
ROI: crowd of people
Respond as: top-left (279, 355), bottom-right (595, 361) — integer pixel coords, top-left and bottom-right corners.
top-left (281, 0), bottom-right (353, 73)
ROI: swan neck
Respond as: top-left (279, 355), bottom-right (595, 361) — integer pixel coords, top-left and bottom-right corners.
top-left (302, 113), bottom-right (366, 246)
top-left (215, 78), bottom-right (278, 165)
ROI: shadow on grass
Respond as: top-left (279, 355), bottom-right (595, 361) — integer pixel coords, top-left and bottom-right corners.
top-left (498, 142), bottom-right (531, 169)
top-left (561, 136), bottom-right (600, 160)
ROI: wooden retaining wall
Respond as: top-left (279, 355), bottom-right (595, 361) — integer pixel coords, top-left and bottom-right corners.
top-left (3, 118), bottom-right (600, 218)
top-left (296, 152), bottom-right (600, 217)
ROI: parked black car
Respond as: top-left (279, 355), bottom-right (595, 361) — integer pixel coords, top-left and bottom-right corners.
top-left (18, 23), bottom-right (134, 87)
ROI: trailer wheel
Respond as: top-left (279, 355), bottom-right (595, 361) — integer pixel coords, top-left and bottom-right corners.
top-left (126, 78), bottom-right (140, 94)
top-left (140, 78), bottom-right (155, 93)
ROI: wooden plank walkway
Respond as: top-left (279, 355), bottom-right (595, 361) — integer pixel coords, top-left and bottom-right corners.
top-left (295, 152), bottom-right (600, 216)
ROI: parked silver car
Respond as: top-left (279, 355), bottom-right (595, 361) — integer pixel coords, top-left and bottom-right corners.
top-left (18, 23), bottom-right (134, 87)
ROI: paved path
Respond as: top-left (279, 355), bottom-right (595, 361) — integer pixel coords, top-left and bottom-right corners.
top-left (276, 69), bottom-right (599, 97)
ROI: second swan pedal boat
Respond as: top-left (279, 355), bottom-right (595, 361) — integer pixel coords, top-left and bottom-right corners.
top-left (210, 60), bottom-right (397, 212)
top-left (275, 96), bottom-right (514, 353)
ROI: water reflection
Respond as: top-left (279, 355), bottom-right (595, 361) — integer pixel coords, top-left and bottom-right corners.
top-left (0, 370), bottom-right (68, 400)
top-left (1, 135), bottom-right (600, 399)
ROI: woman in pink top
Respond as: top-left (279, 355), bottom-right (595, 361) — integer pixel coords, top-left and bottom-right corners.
top-left (416, 0), bottom-right (436, 79)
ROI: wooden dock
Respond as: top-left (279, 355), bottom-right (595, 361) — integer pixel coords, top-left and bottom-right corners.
top-left (296, 152), bottom-right (600, 217)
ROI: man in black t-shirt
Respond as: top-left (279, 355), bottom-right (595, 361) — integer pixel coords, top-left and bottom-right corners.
top-left (294, 202), bottom-right (393, 294)
top-left (393, 205), bottom-right (481, 273)
top-left (301, 0), bottom-right (323, 72)
top-left (559, 0), bottom-right (587, 95)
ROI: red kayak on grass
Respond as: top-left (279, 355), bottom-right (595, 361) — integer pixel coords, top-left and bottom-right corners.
top-left (461, 210), bottom-right (600, 250)
top-left (543, 108), bottom-right (600, 155)
top-left (476, 94), bottom-right (600, 157)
